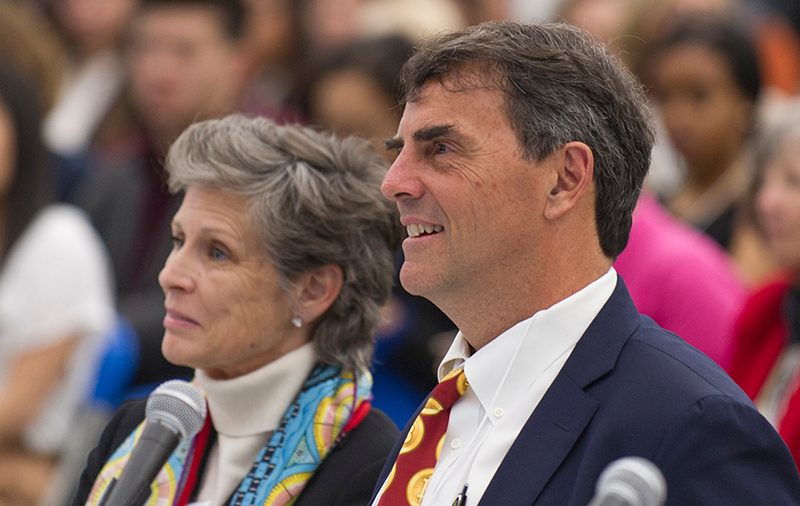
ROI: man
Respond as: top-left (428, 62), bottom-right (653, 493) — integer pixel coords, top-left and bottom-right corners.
top-left (73, 0), bottom-right (247, 386)
top-left (372, 21), bottom-right (800, 506)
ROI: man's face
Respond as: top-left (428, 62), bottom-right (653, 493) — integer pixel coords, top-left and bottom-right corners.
top-left (127, 5), bottom-right (241, 140)
top-left (382, 80), bottom-right (553, 305)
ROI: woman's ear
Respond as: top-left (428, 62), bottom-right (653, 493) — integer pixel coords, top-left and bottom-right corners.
top-left (291, 264), bottom-right (344, 324)
top-left (544, 141), bottom-right (594, 220)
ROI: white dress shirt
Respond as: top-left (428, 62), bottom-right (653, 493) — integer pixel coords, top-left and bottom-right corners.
top-left (372, 268), bottom-right (617, 506)
top-left (194, 343), bottom-right (317, 505)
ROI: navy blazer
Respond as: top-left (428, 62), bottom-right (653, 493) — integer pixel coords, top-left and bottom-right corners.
top-left (373, 277), bottom-right (800, 505)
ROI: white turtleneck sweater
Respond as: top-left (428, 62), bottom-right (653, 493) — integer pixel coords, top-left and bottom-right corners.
top-left (194, 343), bottom-right (317, 505)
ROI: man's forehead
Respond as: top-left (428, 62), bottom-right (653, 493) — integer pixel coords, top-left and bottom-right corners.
top-left (398, 81), bottom-right (506, 133)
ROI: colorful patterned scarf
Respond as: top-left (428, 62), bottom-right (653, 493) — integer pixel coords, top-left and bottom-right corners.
top-left (84, 364), bottom-right (372, 506)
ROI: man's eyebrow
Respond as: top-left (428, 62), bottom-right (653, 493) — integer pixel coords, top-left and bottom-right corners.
top-left (413, 124), bottom-right (456, 142)
top-left (384, 137), bottom-right (404, 152)
top-left (384, 124), bottom-right (459, 152)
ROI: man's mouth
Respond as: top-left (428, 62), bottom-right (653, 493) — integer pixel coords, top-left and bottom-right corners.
top-left (407, 224), bottom-right (444, 237)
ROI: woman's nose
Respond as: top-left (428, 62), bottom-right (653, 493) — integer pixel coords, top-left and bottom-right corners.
top-left (158, 247), bottom-right (195, 294)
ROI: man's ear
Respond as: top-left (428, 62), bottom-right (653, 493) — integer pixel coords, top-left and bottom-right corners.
top-left (544, 141), bottom-right (594, 220)
top-left (291, 264), bottom-right (344, 324)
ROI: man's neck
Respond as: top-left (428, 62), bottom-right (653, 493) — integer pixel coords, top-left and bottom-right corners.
top-left (443, 259), bottom-right (613, 351)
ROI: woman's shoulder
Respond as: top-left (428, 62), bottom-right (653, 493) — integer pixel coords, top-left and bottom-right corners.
top-left (344, 407), bottom-right (400, 449)
top-left (0, 203), bottom-right (115, 346)
top-left (3, 203), bottom-right (112, 281)
top-left (17, 204), bottom-right (106, 255)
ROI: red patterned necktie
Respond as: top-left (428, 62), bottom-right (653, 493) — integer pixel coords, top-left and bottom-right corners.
top-left (377, 367), bottom-right (469, 506)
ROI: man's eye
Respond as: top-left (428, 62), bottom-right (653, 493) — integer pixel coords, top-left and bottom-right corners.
top-left (211, 248), bottom-right (228, 261)
top-left (434, 143), bottom-right (449, 154)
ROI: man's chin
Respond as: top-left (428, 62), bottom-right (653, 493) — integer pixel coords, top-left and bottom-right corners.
top-left (399, 265), bottom-right (438, 299)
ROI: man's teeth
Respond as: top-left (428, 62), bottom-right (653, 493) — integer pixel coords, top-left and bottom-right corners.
top-left (407, 224), bottom-right (444, 237)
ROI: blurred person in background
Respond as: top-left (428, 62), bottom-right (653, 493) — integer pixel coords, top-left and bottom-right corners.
top-left (643, 15), bottom-right (776, 282)
top-left (74, 115), bottom-right (402, 506)
top-left (728, 102), bottom-right (800, 467)
top-left (296, 34), bottom-right (413, 157)
top-left (237, 0), bottom-right (303, 122)
top-left (617, 0), bottom-right (800, 98)
top-left (0, 61), bottom-right (115, 506)
top-left (72, 0), bottom-right (248, 389)
top-left (0, 0), bottom-right (65, 114)
top-left (42, 0), bottom-right (140, 200)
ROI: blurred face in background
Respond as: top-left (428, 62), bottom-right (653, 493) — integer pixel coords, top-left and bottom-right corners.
top-left (560, 0), bottom-right (631, 45)
top-left (310, 69), bottom-right (400, 159)
top-left (756, 136), bottom-right (800, 274)
top-left (54, 0), bottom-right (139, 57)
top-left (127, 5), bottom-right (244, 146)
top-left (240, 0), bottom-right (295, 72)
top-left (650, 42), bottom-right (753, 182)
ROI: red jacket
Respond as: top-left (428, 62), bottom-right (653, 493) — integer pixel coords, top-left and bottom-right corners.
top-left (729, 276), bottom-right (800, 466)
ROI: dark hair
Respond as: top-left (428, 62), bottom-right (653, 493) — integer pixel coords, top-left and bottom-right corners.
top-left (399, 21), bottom-right (655, 258)
top-left (0, 61), bottom-right (52, 258)
top-left (138, 0), bottom-right (246, 39)
top-left (645, 16), bottom-right (762, 104)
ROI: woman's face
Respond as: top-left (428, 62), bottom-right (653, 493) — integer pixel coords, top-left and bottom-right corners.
top-left (756, 138), bottom-right (800, 273)
top-left (159, 185), bottom-right (309, 379)
top-left (650, 43), bottom-right (752, 178)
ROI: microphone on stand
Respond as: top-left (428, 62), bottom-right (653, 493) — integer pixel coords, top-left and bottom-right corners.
top-left (99, 380), bottom-right (206, 506)
top-left (587, 456), bottom-right (667, 506)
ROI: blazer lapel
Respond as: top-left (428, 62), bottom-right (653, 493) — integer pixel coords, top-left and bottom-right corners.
top-left (479, 275), bottom-right (641, 506)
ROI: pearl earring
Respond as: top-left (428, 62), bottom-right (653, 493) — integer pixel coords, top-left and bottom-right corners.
top-left (292, 316), bottom-right (303, 328)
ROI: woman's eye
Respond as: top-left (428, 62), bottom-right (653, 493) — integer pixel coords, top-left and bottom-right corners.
top-left (171, 236), bottom-right (184, 249)
top-left (211, 248), bottom-right (228, 261)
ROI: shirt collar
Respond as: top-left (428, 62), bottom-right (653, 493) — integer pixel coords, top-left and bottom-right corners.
top-left (438, 268), bottom-right (617, 420)
top-left (196, 342), bottom-right (317, 437)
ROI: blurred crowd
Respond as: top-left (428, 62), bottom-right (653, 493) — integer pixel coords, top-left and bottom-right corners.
top-left (0, 0), bottom-right (800, 504)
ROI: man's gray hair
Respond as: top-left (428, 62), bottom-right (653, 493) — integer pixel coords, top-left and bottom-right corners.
top-left (399, 21), bottom-right (655, 258)
top-left (166, 114), bottom-right (402, 372)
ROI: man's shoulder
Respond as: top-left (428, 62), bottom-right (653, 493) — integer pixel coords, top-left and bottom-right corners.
top-left (577, 277), bottom-right (749, 407)
top-left (612, 316), bottom-right (751, 407)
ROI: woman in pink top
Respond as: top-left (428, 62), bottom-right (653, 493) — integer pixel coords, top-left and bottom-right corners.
top-left (614, 192), bottom-right (747, 370)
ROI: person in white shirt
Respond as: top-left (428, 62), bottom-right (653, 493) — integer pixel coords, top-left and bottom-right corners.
top-left (0, 62), bottom-right (116, 505)
top-left (371, 21), bottom-right (800, 506)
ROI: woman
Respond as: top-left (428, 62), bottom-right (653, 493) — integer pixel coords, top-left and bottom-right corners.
top-left (728, 102), bottom-right (800, 466)
top-left (0, 61), bottom-right (116, 504)
top-left (74, 114), bottom-right (403, 506)
top-left (643, 15), bottom-right (775, 282)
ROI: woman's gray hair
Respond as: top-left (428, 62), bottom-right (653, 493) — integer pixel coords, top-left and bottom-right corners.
top-left (165, 114), bottom-right (403, 372)
top-left (748, 101), bottom-right (800, 232)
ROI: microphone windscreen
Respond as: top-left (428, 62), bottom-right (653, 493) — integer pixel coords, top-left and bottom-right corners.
top-left (594, 456), bottom-right (666, 506)
top-left (145, 379), bottom-right (206, 441)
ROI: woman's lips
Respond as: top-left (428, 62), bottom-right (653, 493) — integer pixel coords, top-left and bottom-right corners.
top-left (163, 308), bottom-right (200, 328)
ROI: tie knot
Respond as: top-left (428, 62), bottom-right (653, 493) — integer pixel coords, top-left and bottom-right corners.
top-left (424, 368), bottom-right (469, 414)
